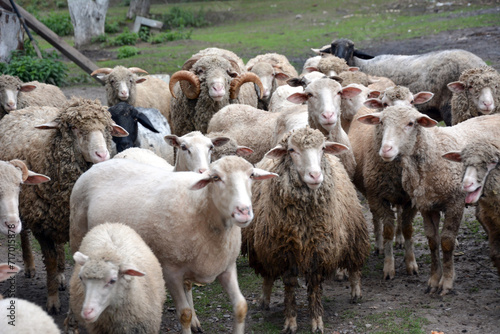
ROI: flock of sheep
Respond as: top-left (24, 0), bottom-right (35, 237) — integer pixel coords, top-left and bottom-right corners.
top-left (0, 37), bottom-right (499, 334)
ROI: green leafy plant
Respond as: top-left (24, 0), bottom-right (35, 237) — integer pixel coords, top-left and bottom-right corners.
top-left (117, 46), bottom-right (138, 59)
top-left (108, 28), bottom-right (138, 46)
top-left (91, 34), bottom-right (108, 43)
top-left (105, 21), bottom-right (120, 34)
top-left (148, 29), bottom-right (192, 44)
top-left (160, 6), bottom-right (208, 30)
top-left (1, 41), bottom-right (67, 86)
top-left (39, 12), bottom-right (73, 36)
top-left (138, 26), bottom-right (150, 42)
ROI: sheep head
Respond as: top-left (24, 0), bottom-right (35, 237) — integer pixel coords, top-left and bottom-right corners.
top-left (169, 55), bottom-right (264, 101)
top-left (90, 66), bottom-right (148, 106)
top-left (320, 39), bottom-right (374, 66)
top-left (0, 75), bottom-right (37, 113)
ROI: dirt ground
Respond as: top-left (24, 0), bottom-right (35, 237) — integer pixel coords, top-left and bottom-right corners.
top-left (1, 7), bottom-right (500, 334)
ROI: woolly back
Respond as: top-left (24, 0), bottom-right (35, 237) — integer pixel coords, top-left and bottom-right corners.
top-left (317, 55), bottom-right (349, 75)
top-left (339, 71), bottom-right (370, 87)
top-left (383, 85), bottom-right (411, 102)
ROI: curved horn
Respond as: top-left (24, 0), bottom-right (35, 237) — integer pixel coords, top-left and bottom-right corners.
top-left (90, 68), bottom-right (113, 76)
top-left (182, 56), bottom-right (202, 71)
top-left (9, 159), bottom-right (29, 181)
top-left (230, 72), bottom-right (264, 100)
top-left (128, 67), bottom-right (149, 75)
top-left (169, 70), bottom-right (201, 100)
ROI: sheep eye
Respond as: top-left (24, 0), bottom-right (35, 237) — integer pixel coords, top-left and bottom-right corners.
top-left (110, 80), bottom-right (115, 84)
top-left (212, 175), bottom-right (221, 181)
top-left (383, 103), bottom-right (388, 107)
top-left (407, 121), bottom-right (414, 127)
top-left (196, 69), bottom-right (204, 75)
top-left (210, 145), bottom-right (214, 150)
top-left (288, 148), bottom-right (295, 153)
top-left (181, 144), bottom-right (188, 151)
top-left (410, 100), bottom-right (415, 104)
top-left (307, 93), bottom-right (314, 98)
top-left (108, 278), bottom-right (117, 285)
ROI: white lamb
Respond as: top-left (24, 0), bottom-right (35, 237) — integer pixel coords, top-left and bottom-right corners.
top-left (66, 222), bottom-right (165, 334)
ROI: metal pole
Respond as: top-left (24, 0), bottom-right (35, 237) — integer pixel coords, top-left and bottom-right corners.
top-left (8, 0), bottom-right (42, 59)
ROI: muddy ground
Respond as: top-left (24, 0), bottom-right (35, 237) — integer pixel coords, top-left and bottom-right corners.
top-left (1, 5), bottom-right (500, 334)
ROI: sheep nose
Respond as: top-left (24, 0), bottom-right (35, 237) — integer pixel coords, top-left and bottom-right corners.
top-left (7, 101), bottom-right (16, 108)
top-left (95, 150), bottom-right (109, 162)
top-left (213, 83), bottom-right (224, 93)
top-left (321, 112), bottom-right (335, 121)
top-left (83, 308), bottom-right (94, 318)
top-left (235, 205), bottom-right (251, 216)
top-left (309, 171), bottom-right (322, 182)
top-left (381, 145), bottom-right (393, 154)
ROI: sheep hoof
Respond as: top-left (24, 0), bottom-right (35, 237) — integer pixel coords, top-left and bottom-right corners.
top-left (57, 273), bottom-right (67, 291)
top-left (46, 296), bottom-right (61, 315)
top-left (350, 295), bottom-right (362, 304)
top-left (24, 267), bottom-right (36, 278)
top-left (192, 325), bottom-right (204, 333)
top-left (258, 300), bottom-right (270, 311)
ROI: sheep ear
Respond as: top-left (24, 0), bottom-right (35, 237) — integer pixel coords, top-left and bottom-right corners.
top-left (164, 135), bottom-right (181, 148)
top-left (363, 98), bottom-right (384, 109)
top-left (265, 146), bottom-right (287, 159)
top-left (111, 124), bottom-right (129, 137)
top-left (120, 265), bottom-right (146, 277)
top-left (211, 137), bottom-right (231, 147)
top-left (235, 146), bottom-right (254, 157)
top-left (286, 77), bottom-right (304, 88)
top-left (136, 78), bottom-right (147, 84)
top-left (73, 252), bottom-right (89, 266)
top-left (306, 67), bottom-right (319, 73)
top-left (190, 174), bottom-right (213, 190)
top-left (0, 263), bottom-right (21, 282)
top-left (324, 142), bottom-right (349, 155)
top-left (442, 151), bottom-right (462, 163)
top-left (417, 115), bottom-right (437, 128)
top-left (251, 168), bottom-right (278, 180)
top-left (413, 92), bottom-right (434, 105)
top-left (19, 84), bottom-right (37, 93)
top-left (357, 113), bottom-right (382, 125)
top-left (35, 121), bottom-right (60, 129)
top-left (368, 90), bottom-right (381, 99)
top-left (447, 81), bottom-right (466, 94)
top-left (136, 113), bottom-right (159, 133)
top-left (287, 92), bottom-right (309, 104)
top-left (24, 171), bottom-right (51, 185)
top-left (274, 72), bottom-right (290, 81)
top-left (348, 67), bottom-right (359, 72)
top-left (341, 86), bottom-right (362, 99)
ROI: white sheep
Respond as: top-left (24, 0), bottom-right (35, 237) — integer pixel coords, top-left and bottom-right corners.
top-left (207, 77), bottom-right (361, 178)
top-left (0, 160), bottom-right (50, 235)
top-left (69, 156), bottom-right (277, 334)
top-left (0, 264), bottom-right (60, 334)
top-left (0, 74), bottom-right (67, 118)
top-left (246, 53), bottom-right (298, 110)
top-left (66, 223), bottom-right (165, 334)
top-left (443, 140), bottom-right (500, 278)
top-left (242, 127), bottom-right (370, 333)
top-left (91, 66), bottom-right (172, 123)
top-left (326, 38), bottom-right (487, 125)
top-left (358, 106), bottom-right (500, 295)
top-left (348, 86), bottom-right (434, 279)
top-left (169, 47), bottom-right (264, 135)
top-left (447, 66), bottom-right (500, 125)
top-left (0, 98), bottom-right (128, 314)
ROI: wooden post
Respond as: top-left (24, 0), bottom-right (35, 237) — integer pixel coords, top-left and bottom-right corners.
top-left (0, 0), bottom-right (103, 85)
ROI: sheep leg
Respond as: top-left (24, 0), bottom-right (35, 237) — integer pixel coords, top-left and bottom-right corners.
top-left (370, 207), bottom-right (384, 255)
top-left (259, 276), bottom-right (274, 310)
top-left (184, 280), bottom-right (202, 333)
top-left (164, 271), bottom-right (193, 334)
top-left (20, 228), bottom-right (36, 278)
top-left (282, 272), bottom-right (298, 334)
top-left (217, 262), bottom-right (247, 334)
top-left (479, 210), bottom-right (500, 276)
top-left (439, 207), bottom-right (462, 296)
top-left (422, 210), bottom-right (442, 294)
top-left (348, 269), bottom-right (362, 303)
top-left (63, 307), bottom-right (81, 334)
top-left (56, 243), bottom-right (66, 291)
top-left (402, 203), bottom-right (418, 275)
top-left (37, 236), bottom-right (61, 314)
top-left (306, 274), bottom-right (324, 333)
top-left (394, 205), bottom-right (404, 249)
top-left (379, 200), bottom-right (396, 280)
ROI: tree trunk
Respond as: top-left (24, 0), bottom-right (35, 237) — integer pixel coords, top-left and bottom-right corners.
top-left (68, 0), bottom-right (109, 49)
top-left (127, 0), bottom-right (151, 19)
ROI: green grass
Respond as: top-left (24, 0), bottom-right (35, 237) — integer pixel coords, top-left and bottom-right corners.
top-left (357, 308), bottom-right (429, 334)
top-left (22, 0), bottom-right (499, 85)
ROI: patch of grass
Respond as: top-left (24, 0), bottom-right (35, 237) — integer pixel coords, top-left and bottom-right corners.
top-left (357, 308), bottom-right (429, 334)
top-left (38, 12), bottom-right (73, 36)
top-left (108, 28), bottom-right (138, 46)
